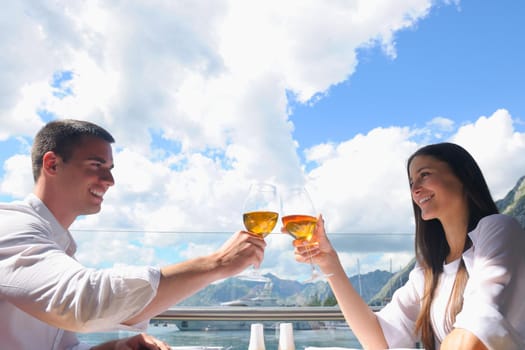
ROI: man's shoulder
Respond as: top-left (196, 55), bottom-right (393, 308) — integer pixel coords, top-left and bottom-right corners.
top-left (0, 198), bottom-right (37, 216)
top-left (0, 198), bottom-right (49, 233)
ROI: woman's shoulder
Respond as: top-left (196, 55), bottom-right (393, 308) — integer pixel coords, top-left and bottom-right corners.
top-left (477, 213), bottom-right (522, 231)
top-left (470, 214), bottom-right (524, 246)
top-left (407, 261), bottom-right (425, 286)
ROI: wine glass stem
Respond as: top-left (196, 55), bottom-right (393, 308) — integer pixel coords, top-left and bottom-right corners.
top-left (303, 242), bottom-right (318, 276)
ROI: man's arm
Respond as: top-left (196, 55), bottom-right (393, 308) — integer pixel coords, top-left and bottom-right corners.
top-left (124, 230), bottom-right (265, 325)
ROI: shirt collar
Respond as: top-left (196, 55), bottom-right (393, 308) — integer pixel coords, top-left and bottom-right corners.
top-left (25, 193), bottom-right (78, 256)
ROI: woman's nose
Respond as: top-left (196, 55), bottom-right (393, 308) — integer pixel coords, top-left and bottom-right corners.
top-left (410, 179), bottom-right (421, 194)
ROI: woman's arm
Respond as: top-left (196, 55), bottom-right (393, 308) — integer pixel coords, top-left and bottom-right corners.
top-left (454, 215), bottom-right (525, 349)
top-left (293, 215), bottom-right (389, 350)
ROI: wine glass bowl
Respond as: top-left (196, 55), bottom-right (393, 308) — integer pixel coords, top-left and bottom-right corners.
top-left (281, 214), bottom-right (317, 242)
top-left (243, 211), bottom-right (279, 238)
top-left (281, 186), bottom-right (329, 282)
top-left (237, 182), bottom-right (279, 282)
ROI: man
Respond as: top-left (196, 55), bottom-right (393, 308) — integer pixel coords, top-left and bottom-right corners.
top-left (0, 119), bottom-right (266, 350)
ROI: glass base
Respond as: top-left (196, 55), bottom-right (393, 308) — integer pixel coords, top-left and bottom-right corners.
top-left (236, 273), bottom-right (270, 282)
top-left (302, 266), bottom-right (333, 283)
top-left (236, 268), bottom-right (270, 282)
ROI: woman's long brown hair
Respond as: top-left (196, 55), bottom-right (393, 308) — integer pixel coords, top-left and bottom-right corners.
top-left (407, 143), bottom-right (499, 350)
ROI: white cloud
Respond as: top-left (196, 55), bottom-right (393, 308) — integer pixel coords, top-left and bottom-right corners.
top-left (0, 82), bottom-right (47, 140)
top-left (0, 1), bottom-right (82, 134)
top-left (304, 143), bottom-right (337, 165)
top-left (427, 116), bottom-right (455, 132)
top-left (3, 1), bottom-right (524, 278)
top-left (73, 230), bottom-right (158, 267)
top-left (33, 110), bottom-right (521, 277)
top-left (450, 109), bottom-right (525, 199)
top-left (305, 127), bottom-right (418, 234)
top-left (1, 0), bottom-right (435, 146)
top-left (218, 0), bottom-right (434, 103)
top-left (0, 154), bottom-right (33, 198)
top-left (302, 110), bottom-right (525, 237)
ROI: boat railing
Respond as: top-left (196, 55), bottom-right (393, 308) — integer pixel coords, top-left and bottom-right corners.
top-left (154, 306), bottom-right (351, 321)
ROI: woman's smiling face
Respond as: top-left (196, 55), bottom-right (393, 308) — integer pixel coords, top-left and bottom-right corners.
top-left (408, 155), bottom-right (467, 222)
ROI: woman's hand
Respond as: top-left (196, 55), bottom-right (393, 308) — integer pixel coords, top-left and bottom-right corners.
top-left (289, 214), bottom-right (338, 272)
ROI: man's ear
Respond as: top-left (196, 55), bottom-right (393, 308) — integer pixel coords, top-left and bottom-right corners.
top-left (42, 151), bottom-right (59, 174)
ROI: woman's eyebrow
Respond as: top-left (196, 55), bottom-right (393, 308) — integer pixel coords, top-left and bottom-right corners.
top-left (409, 166), bottom-right (430, 180)
top-left (415, 166), bottom-right (431, 173)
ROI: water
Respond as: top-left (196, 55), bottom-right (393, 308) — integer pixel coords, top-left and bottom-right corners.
top-left (77, 325), bottom-right (362, 349)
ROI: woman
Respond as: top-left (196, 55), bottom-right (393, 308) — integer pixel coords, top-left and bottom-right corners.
top-left (293, 143), bottom-right (525, 349)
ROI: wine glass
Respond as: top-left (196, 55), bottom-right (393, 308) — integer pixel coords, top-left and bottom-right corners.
top-left (237, 182), bottom-right (279, 282)
top-left (281, 186), bottom-right (330, 282)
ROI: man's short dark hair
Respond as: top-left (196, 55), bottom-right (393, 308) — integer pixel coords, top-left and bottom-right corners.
top-left (31, 119), bottom-right (115, 182)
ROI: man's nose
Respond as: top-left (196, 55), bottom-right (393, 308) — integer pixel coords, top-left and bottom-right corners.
top-left (101, 169), bottom-right (115, 186)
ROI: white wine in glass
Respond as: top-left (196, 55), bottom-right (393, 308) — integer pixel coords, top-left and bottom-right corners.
top-left (281, 186), bottom-right (329, 282)
top-left (237, 182), bottom-right (279, 282)
top-left (243, 211), bottom-right (279, 238)
top-left (281, 214), bottom-right (317, 242)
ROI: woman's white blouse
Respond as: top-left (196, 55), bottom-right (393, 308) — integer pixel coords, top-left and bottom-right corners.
top-left (375, 214), bottom-right (525, 350)
top-left (430, 258), bottom-right (460, 343)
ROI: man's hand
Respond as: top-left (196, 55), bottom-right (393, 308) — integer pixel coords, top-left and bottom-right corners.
top-left (91, 333), bottom-right (171, 350)
top-left (215, 230), bottom-right (266, 272)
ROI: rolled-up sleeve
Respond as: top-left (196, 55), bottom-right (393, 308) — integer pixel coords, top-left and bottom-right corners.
top-left (0, 212), bottom-right (161, 333)
top-left (455, 215), bottom-right (525, 349)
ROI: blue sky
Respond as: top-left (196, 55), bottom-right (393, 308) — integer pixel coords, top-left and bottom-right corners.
top-left (1, 0), bottom-right (524, 279)
top-left (290, 0), bottom-right (524, 151)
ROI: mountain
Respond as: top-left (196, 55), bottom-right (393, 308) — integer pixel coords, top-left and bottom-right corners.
top-left (282, 269), bottom-right (393, 306)
top-left (176, 270), bottom-right (392, 307)
top-left (177, 275), bottom-right (302, 306)
top-left (496, 175), bottom-right (525, 229)
top-left (368, 258), bottom-right (416, 306)
top-left (177, 274), bottom-right (305, 306)
top-left (349, 269), bottom-right (393, 303)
